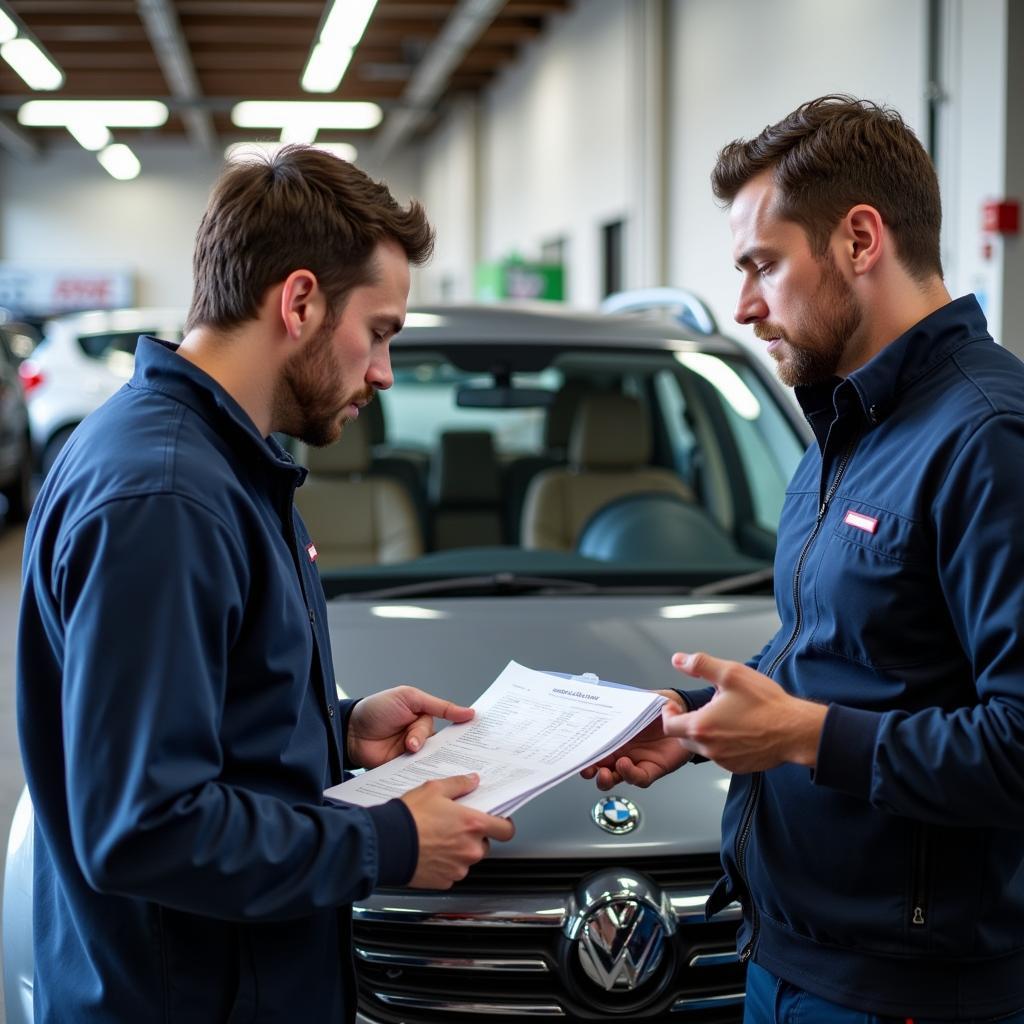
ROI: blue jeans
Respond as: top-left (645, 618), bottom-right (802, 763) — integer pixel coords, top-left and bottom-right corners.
top-left (744, 961), bottom-right (1024, 1024)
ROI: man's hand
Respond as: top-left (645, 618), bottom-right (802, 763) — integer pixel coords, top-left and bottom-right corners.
top-left (401, 774), bottom-right (516, 888)
top-left (347, 686), bottom-right (474, 769)
top-left (580, 690), bottom-right (692, 790)
top-left (664, 652), bottom-right (827, 773)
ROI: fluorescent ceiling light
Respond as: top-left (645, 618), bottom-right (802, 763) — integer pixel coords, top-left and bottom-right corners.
top-left (65, 120), bottom-right (112, 151)
top-left (224, 141), bottom-right (358, 164)
top-left (232, 100), bottom-right (382, 134)
top-left (97, 144), bottom-right (141, 181)
top-left (19, 99), bottom-right (169, 128)
top-left (301, 42), bottom-right (352, 93)
top-left (301, 0), bottom-right (376, 93)
top-left (2, 37), bottom-right (63, 90)
top-left (0, 8), bottom-right (17, 44)
top-left (320, 0), bottom-right (377, 47)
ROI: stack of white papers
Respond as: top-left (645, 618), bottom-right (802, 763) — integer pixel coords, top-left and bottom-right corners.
top-left (324, 660), bottom-right (667, 816)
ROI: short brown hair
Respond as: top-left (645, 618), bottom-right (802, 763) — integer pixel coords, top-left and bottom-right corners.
top-left (186, 145), bottom-right (434, 332)
top-left (711, 95), bottom-right (942, 281)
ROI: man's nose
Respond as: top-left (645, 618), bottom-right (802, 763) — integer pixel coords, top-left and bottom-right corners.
top-left (369, 345), bottom-right (393, 391)
top-left (735, 278), bottom-right (768, 326)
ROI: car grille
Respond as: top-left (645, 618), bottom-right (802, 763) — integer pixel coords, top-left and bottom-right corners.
top-left (353, 856), bottom-right (744, 1023)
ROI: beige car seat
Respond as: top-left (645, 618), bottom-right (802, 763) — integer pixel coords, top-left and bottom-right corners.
top-left (520, 393), bottom-right (694, 551)
top-left (293, 413), bottom-right (424, 568)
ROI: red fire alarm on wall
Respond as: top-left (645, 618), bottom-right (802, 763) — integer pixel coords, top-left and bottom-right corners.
top-left (982, 199), bottom-right (1020, 235)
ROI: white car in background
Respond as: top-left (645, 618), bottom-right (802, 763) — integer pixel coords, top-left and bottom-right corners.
top-left (18, 308), bottom-right (184, 475)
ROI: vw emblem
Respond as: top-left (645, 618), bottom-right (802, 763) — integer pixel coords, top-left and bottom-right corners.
top-left (563, 870), bottom-right (676, 995)
top-left (592, 795), bottom-right (640, 834)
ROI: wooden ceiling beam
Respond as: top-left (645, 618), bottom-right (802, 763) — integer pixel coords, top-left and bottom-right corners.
top-left (175, 2), bottom-right (323, 14)
top-left (502, 0), bottom-right (569, 12)
top-left (9, 1), bottom-right (135, 13)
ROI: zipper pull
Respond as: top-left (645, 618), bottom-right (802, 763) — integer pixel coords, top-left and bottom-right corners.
top-left (912, 906), bottom-right (925, 926)
top-left (817, 501), bottom-right (827, 521)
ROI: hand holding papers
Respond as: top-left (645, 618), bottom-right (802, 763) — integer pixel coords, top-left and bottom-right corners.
top-left (325, 661), bottom-right (668, 816)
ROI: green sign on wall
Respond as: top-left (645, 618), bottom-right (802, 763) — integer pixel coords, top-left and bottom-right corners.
top-left (475, 258), bottom-right (564, 301)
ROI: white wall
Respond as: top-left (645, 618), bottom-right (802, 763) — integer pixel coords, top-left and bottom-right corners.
top-left (418, 98), bottom-right (481, 301)
top-left (938, 0), bottom-right (1009, 350)
top-left (667, 0), bottom-right (929, 353)
top-left (0, 138), bottom-right (425, 311)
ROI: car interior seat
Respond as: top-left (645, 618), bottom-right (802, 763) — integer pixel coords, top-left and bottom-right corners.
top-left (502, 378), bottom-right (595, 543)
top-left (360, 396), bottom-right (430, 539)
top-left (293, 413), bottom-right (424, 569)
top-left (520, 393), bottom-right (695, 551)
top-left (431, 430), bottom-right (504, 549)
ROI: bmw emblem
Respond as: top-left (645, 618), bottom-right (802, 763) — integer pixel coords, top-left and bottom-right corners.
top-left (592, 795), bottom-right (640, 834)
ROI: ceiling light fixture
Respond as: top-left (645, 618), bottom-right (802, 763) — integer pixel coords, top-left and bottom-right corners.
top-left (231, 100), bottom-right (381, 147)
top-left (18, 100), bottom-right (167, 176)
top-left (18, 99), bottom-right (170, 129)
top-left (0, 2), bottom-right (65, 90)
top-left (97, 143), bottom-right (141, 181)
top-left (0, 8), bottom-right (17, 43)
top-left (301, 0), bottom-right (377, 94)
top-left (65, 119), bottom-right (112, 152)
top-left (224, 140), bottom-right (358, 164)
top-left (1, 37), bottom-right (63, 90)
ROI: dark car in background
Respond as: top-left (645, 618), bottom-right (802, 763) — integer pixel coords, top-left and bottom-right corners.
top-left (0, 324), bottom-right (34, 522)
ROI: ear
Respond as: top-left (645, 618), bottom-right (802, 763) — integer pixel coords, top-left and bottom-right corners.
top-left (839, 204), bottom-right (884, 277)
top-left (279, 269), bottom-right (325, 346)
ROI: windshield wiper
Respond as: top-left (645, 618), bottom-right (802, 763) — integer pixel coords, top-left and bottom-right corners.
top-left (345, 573), bottom-right (602, 601)
top-left (691, 566), bottom-right (774, 596)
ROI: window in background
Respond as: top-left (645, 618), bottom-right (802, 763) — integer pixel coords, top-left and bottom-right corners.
top-left (601, 219), bottom-right (624, 297)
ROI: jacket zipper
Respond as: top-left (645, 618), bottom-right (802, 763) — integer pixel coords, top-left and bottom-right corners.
top-left (736, 436), bottom-right (858, 964)
top-left (911, 826), bottom-right (929, 928)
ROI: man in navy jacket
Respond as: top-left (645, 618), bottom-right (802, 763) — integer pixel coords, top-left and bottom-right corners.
top-left (17, 146), bottom-right (514, 1022)
top-left (586, 96), bottom-right (1024, 1022)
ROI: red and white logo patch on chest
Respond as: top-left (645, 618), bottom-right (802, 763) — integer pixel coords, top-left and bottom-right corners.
top-left (306, 541), bottom-right (318, 562)
top-left (843, 509), bottom-right (878, 534)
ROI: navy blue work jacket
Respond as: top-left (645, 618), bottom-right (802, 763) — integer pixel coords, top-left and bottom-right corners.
top-left (693, 296), bottom-right (1024, 1019)
top-left (17, 338), bottom-right (417, 1022)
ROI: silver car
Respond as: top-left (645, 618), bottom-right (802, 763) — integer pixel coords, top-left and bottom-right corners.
top-left (4, 297), bottom-right (808, 1023)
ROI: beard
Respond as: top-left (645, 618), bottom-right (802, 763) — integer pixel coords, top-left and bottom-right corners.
top-left (273, 319), bottom-right (374, 447)
top-left (755, 253), bottom-right (863, 388)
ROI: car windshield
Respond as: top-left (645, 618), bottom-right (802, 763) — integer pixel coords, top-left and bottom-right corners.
top-left (308, 330), bottom-right (806, 599)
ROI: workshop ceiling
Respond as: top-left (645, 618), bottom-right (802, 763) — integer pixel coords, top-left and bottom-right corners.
top-left (0, 0), bottom-right (569, 156)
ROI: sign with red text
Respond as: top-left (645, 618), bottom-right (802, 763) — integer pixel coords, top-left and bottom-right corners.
top-left (0, 264), bottom-right (135, 316)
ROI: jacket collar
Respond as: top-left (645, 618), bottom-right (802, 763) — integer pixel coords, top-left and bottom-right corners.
top-left (795, 294), bottom-right (990, 448)
top-left (130, 336), bottom-right (306, 484)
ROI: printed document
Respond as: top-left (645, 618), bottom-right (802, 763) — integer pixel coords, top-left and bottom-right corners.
top-left (324, 660), bottom-right (667, 815)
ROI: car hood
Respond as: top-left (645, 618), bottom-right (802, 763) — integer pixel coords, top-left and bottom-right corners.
top-left (325, 593), bottom-right (779, 859)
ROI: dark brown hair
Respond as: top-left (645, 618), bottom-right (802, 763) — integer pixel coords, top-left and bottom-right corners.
top-left (711, 95), bottom-right (942, 281)
top-left (186, 145), bottom-right (434, 332)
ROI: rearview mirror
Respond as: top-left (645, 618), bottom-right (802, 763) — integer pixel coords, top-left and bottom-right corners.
top-left (455, 385), bottom-right (554, 409)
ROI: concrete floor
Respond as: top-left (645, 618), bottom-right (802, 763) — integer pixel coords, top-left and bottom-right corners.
top-left (0, 522), bottom-right (26, 1024)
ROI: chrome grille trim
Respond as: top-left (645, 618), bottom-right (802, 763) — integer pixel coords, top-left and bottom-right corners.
top-left (353, 888), bottom-right (740, 928)
top-left (374, 993), bottom-right (566, 1016)
top-left (671, 991), bottom-right (745, 1013)
top-left (355, 946), bottom-right (549, 972)
top-left (688, 950), bottom-right (739, 968)
top-left (353, 894), bottom-right (567, 927)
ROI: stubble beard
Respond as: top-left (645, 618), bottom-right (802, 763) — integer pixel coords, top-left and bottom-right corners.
top-left (273, 321), bottom-right (374, 447)
top-left (757, 255), bottom-right (864, 389)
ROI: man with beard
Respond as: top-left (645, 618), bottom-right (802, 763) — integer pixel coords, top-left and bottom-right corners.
top-left (17, 145), bottom-right (514, 1024)
top-left (585, 96), bottom-right (1024, 1022)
